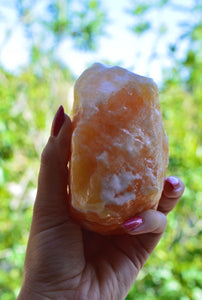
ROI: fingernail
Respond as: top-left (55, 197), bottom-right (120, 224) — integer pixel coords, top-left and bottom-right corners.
top-left (51, 105), bottom-right (65, 137)
top-left (166, 176), bottom-right (180, 189)
top-left (122, 216), bottom-right (143, 231)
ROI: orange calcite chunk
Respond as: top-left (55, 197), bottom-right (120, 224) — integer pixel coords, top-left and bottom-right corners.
top-left (69, 63), bottom-right (169, 235)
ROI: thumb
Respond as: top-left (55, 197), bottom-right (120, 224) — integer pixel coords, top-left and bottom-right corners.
top-left (32, 106), bottom-right (74, 233)
top-left (22, 108), bottom-right (85, 292)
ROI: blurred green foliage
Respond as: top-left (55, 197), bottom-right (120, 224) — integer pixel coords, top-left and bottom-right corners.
top-left (0, 0), bottom-right (201, 299)
top-left (0, 64), bottom-right (74, 299)
top-left (126, 1), bottom-right (202, 300)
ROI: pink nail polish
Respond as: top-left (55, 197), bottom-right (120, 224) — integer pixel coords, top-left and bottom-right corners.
top-left (167, 176), bottom-right (180, 189)
top-left (51, 105), bottom-right (65, 137)
top-left (122, 216), bottom-right (143, 231)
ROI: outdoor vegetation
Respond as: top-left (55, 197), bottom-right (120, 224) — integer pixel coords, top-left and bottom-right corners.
top-left (0, 0), bottom-right (201, 299)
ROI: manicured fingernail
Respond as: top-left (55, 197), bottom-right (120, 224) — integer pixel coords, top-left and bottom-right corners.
top-left (51, 105), bottom-right (65, 137)
top-left (167, 176), bottom-right (180, 189)
top-left (122, 216), bottom-right (143, 231)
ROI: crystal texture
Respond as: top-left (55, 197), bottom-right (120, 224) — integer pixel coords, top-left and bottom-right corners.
top-left (69, 63), bottom-right (169, 235)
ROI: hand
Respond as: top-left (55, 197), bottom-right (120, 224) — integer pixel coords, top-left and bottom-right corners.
top-left (18, 106), bottom-right (184, 300)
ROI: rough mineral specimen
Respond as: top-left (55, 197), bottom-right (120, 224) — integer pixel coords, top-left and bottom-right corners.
top-left (69, 63), bottom-right (169, 235)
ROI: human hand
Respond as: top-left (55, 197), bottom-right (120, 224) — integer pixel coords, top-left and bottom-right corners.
top-left (17, 106), bottom-right (184, 300)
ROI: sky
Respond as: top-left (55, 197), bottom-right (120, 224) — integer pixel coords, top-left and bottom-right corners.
top-left (0, 0), bottom-right (197, 84)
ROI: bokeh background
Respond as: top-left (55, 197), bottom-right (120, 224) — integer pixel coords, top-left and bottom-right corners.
top-left (0, 0), bottom-right (201, 299)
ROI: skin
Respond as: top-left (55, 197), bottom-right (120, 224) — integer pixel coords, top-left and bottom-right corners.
top-left (17, 112), bottom-right (184, 300)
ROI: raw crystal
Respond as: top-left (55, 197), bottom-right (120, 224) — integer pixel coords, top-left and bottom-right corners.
top-left (69, 63), bottom-right (169, 235)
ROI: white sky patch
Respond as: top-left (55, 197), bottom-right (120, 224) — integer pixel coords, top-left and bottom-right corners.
top-left (0, 25), bottom-right (30, 72)
top-left (0, 0), bottom-right (198, 83)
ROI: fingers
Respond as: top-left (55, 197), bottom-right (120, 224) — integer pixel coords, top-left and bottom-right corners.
top-left (122, 210), bottom-right (167, 235)
top-left (54, 111), bottom-right (72, 165)
top-left (122, 176), bottom-right (184, 236)
top-left (41, 110), bottom-right (71, 170)
top-left (37, 111), bottom-right (71, 199)
top-left (119, 210), bottom-right (167, 267)
top-left (32, 107), bottom-right (72, 232)
top-left (157, 176), bottom-right (185, 215)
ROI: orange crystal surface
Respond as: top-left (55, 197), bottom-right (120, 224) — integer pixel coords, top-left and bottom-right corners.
top-left (69, 63), bottom-right (169, 235)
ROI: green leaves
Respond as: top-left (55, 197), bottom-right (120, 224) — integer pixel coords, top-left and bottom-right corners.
top-left (70, 0), bottom-right (107, 50)
top-left (132, 22), bottom-right (151, 34)
top-left (133, 4), bottom-right (150, 16)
